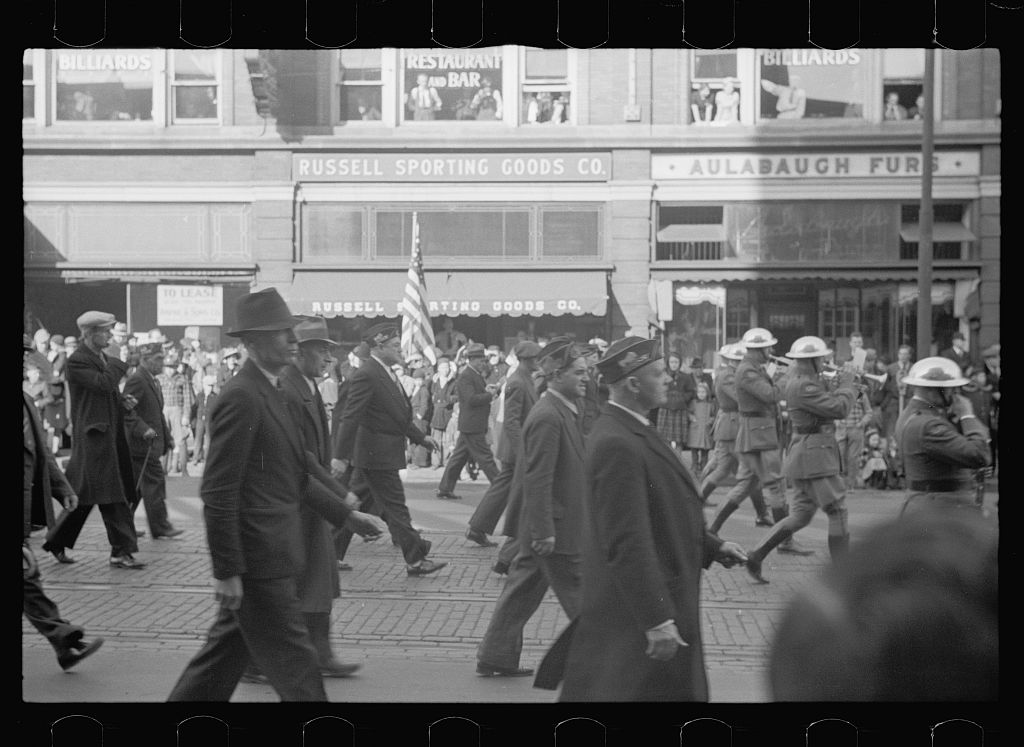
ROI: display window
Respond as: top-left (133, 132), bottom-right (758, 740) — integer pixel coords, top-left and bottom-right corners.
top-left (882, 49), bottom-right (925, 122)
top-left (338, 49), bottom-right (383, 122)
top-left (521, 48), bottom-right (573, 125)
top-left (402, 48), bottom-right (504, 122)
top-left (170, 49), bottom-right (219, 122)
top-left (689, 50), bottom-right (741, 125)
top-left (757, 48), bottom-right (867, 121)
top-left (55, 49), bottom-right (156, 122)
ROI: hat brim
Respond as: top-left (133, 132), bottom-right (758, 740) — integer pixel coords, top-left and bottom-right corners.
top-left (226, 317), bottom-right (305, 337)
top-left (297, 336), bottom-right (339, 346)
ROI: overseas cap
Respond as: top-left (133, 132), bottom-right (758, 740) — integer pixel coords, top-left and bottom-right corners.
top-left (464, 342), bottom-right (487, 359)
top-left (362, 323), bottom-right (399, 346)
top-left (595, 337), bottom-right (662, 384)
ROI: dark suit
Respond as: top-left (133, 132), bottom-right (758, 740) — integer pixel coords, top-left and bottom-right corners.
top-left (940, 346), bottom-right (972, 375)
top-left (554, 404), bottom-right (723, 701)
top-left (469, 364), bottom-right (539, 536)
top-left (190, 388), bottom-right (217, 463)
top-left (478, 392), bottom-right (586, 670)
top-left (44, 345), bottom-right (138, 558)
top-left (168, 360), bottom-right (355, 702)
top-left (335, 355), bottom-right (432, 566)
top-left (438, 364), bottom-right (499, 494)
top-left (122, 366), bottom-right (176, 537)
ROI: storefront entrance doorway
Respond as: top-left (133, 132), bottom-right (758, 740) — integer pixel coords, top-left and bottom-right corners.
top-left (758, 284), bottom-right (817, 356)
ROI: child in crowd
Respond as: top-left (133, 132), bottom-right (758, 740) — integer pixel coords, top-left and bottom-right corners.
top-left (686, 381), bottom-right (716, 475)
top-left (859, 429), bottom-right (891, 490)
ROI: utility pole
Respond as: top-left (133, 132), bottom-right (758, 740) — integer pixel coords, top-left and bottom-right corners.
top-left (916, 49), bottom-right (935, 358)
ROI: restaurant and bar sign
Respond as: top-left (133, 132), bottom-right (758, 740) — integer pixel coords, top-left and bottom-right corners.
top-left (652, 151), bottom-right (981, 180)
top-left (293, 153), bottom-right (611, 182)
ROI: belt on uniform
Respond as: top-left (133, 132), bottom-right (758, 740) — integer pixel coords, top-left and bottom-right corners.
top-left (794, 424), bottom-right (835, 434)
top-left (909, 479), bottom-right (972, 493)
top-left (740, 411), bottom-right (770, 418)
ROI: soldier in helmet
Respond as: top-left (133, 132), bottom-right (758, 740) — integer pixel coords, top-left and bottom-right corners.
top-left (895, 357), bottom-right (991, 516)
top-left (745, 337), bottom-right (859, 583)
top-left (722, 328), bottom-right (812, 556)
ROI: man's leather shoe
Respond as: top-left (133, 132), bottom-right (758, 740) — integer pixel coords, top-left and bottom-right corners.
top-left (491, 560), bottom-right (510, 576)
top-left (466, 528), bottom-right (497, 547)
top-left (58, 637), bottom-right (104, 671)
top-left (407, 559), bottom-right (447, 576)
top-left (745, 555), bottom-right (769, 584)
top-left (50, 549), bottom-right (76, 564)
top-left (135, 528), bottom-right (146, 538)
top-left (778, 538), bottom-right (815, 556)
top-left (476, 662), bottom-right (534, 677)
top-left (240, 670), bottom-right (269, 684)
top-left (319, 659), bottom-right (361, 678)
top-left (109, 554), bottom-right (147, 569)
top-left (436, 491), bottom-right (461, 500)
top-left (153, 528), bottom-right (185, 540)
top-left (755, 514), bottom-right (775, 527)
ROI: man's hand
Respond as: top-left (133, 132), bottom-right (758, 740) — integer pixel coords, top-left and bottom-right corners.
top-left (949, 393), bottom-right (976, 421)
top-left (121, 393), bottom-right (138, 411)
top-left (62, 493), bottom-right (79, 512)
top-left (346, 510), bottom-right (387, 539)
top-left (214, 575), bottom-right (243, 611)
top-left (644, 623), bottom-right (687, 661)
top-left (715, 541), bottom-right (748, 568)
top-left (531, 536), bottom-right (556, 557)
top-left (142, 427), bottom-right (158, 441)
top-left (421, 436), bottom-right (439, 452)
top-left (342, 491), bottom-right (360, 510)
top-left (330, 458), bottom-right (349, 480)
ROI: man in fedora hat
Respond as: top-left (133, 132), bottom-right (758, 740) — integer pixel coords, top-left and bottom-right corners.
top-left (334, 323), bottom-right (447, 577)
top-left (43, 311), bottom-right (144, 569)
top-left (168, 289), bottom-right (385, 702)
top-left (436, 342), bottom-right (501, 500)
top-left (122, 342), bottom-right (184, 541)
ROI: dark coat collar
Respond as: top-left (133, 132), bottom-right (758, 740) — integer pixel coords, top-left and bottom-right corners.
top-left (601, 403), bottom-right (699, 493)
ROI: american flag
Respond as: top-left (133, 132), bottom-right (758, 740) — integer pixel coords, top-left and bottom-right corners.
top-left (401, 212), bottom-right (438, 365)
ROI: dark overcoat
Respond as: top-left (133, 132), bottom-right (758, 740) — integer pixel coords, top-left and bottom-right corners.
top-left (63, 345), bottom-right (136, 506)
top-left (24, 392), bottom-right (75, 536)
top-left (455, 364), bottom-right (494, 434)
top-left (559, 404), bottom-right (723, 702)
top-left (123, 366), bottom-right (172, 457)
top-left (495, 364), bottom-right (539, 464)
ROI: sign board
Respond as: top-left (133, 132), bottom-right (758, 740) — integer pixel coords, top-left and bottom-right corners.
top-left (294, 153), bottom-right (611, 182)
top-left (157, 285), bottom-right (223, 327)
top-left (652, 151), bottom-right (981, 180)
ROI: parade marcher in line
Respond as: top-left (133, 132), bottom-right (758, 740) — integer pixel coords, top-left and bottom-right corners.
top-left (538, 337), bottom-right (747, 701)
top-left (436, 343), bottom-right (501, 500)
top-left (703, 343), bottom-right (774, 527)
top-left (122, 343), bottom-right (184, 541)
top-left (744, 337), bottom-right (858, 584)
top-left (428, 355), bottom-right (456, 469)
top-left (24, 332), bottom-right (105, 671)
top-left (43, 311), bottom-right (144, 569)
top-left (334, 324), bottom-right (447, 577)
top-left (578, 343), bottom-right (605, 437)
top-left (466, 341), bottom-right (542, 549)
top-left (168, 290), bottom-right (385, 702)
top-left (720, 328), bottom-right (812, 555)
top-left (476, 344), bottom-right (590, 677)
top-left (894, 357), bottom-right (991, 516)
top-left (769, 510), bottom-right (997, 701)
top-left (329, 344), bottom-right (370, 571)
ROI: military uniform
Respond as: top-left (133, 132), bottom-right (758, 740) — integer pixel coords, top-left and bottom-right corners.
top-left (895, 398), bottom-right (991, 515)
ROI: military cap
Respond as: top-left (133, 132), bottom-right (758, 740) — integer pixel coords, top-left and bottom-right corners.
top-left (596, 336), bottom-right (662, 384)
top-left (362, 323), bottom-right (399, 346)
top-left (294, 316), bottom-right (338, 346)
top-left (138, 342), bottom-right (164, 357)
top-left (513, 340), bottom-right (542, 360)
top-left (76, 310), bottom-right (118, 330)
top-left (227, 288), bottom-right (301, 337)
top-left (464, 342), bottom-right (487, 359)
top-left (537, 336), bottom-right (578, 370)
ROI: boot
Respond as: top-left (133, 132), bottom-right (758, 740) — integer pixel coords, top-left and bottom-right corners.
top-left (751, 486), bottom-right (772, 526)
top-left (700, 479), bottom-right (717, 504)
top-left (709, 501), bottom-right (739, 535)
top-left (745, 524), bottom-right (797, 584)
top-left (827, 533), bottom-right (850, 562)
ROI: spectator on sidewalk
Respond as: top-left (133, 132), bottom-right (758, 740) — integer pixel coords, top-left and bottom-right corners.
top-left (189, 375), bottom-right (218, 465)
top-left (157, 349), bottom-right (195, 477)
top-left (429, 356), bottom-right (457, 469)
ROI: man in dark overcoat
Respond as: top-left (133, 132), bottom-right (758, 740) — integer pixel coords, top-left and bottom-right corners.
top-left (167, 289), bottom-right (385, 702)
top-left (543, 337), bottom-right (746, 701)
top-left (465, 340), bottom-right (542, 548)
top-left (43, 311), bottom-right (144, 568)
top-left (123, 342), bottom-right (183, 540)
top-left (334, 324), bottom-right (446, 577)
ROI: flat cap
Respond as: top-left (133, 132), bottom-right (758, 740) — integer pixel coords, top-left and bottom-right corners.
top-left (139, 342), bottom-right (165, 356)
top-left (596, 336), bottom-right (662, 384)
top-left (513, 340), bottom-right (542, 360)
top-left (76, 311), bottom-right (117, 330)
top-left (294, 316), bottom-right (338, 346)
top-left (464, 342), bottom-right (487, 359)
top-left (362, 323), bottom-right (399, 346)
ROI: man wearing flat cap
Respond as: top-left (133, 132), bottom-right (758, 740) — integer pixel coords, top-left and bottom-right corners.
top-left (436, 342), bottom-right (501, 500)
top-left (168, 289), bottom-right (386, 702)
top-left (122, 342), bottom-right (183, 541)
top-left (334, 323), bottom-right (447, 577)
top-left (43, 310), bottom-right (144, 569)
top-left (465, 340), bottom-right (542, 550)
top-left (538, 336), bottom-right (747, 701)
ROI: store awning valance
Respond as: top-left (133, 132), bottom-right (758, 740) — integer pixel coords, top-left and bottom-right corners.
top-left (899, 223), bottom-right (976, 242)
top-left (656, 225), bottom-right (726, 243)
top-left (286, 270), bottom-right (608, 319)
top-left (649, 267), bottom-right (979, 283)
top-left (51, 264), bottom-right (256, 284)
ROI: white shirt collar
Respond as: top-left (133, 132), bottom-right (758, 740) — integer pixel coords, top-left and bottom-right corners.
top-left (608, 399), bottom-right (650, 427)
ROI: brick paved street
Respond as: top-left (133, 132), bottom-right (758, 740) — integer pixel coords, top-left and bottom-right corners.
top-left (22, 466), bottom-right (999, 702)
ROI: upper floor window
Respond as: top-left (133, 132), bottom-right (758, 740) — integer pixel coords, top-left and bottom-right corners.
top-left (23, 50), bottom-right (34, 119)
top-left (690, 50), bottom-right (741, 125)
top-left (338, 49), bottom-right (382, 122)
top-left (757, 49), bottom-right (867, 121)
top-left (55, 49), bottom-right (156, 121)
top-left (899, 203), bottom-right (974, 260)
top-left (882, 49), bottom-right (925, 121)
top-left (521, 48), bottom-right (571, 125)
top-left (402, 48), bottom-right (504, 122)
top-left (170, 49), bottom-right (219, 122)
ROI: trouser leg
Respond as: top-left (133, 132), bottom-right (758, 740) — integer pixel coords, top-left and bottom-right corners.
top-left (708, 501), bottom-right (739, 535)
top-left (97, 501), bottom-right (139, 556)
top-left (305, 611), bottom-right (334, 664)
top-left (44, 503), bottom-right (93, 552)
top-left (23, 547), bottom-right (84, 656)
top-left (466, 433), bottom-right (499, 482)
top-left (136, 451), bottom-right (174, 535)
top-left (477, 554), bottom-right (550, 670)
top-left (469, 460), bottom-right (515, 535)
top-left (437, 434), bottom-right (470, 494)
top-left (539, 554), bottom-right (583, 620)
top-left (356, 468), bottom-right (430, 566)
top-left (497, 536), bottom-right (519, 566)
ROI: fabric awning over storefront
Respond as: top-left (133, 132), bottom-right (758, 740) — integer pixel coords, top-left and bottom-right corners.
top-left (52, 265), bottom-right (257, 284)
top-left (287, 270), bottom-right (609, 318)
top-left (898, 223), bottom-right (977, 242)
top-left (649, 267), bottom-right (979, 283)
top-left (656, 225), bottom-right (727, 243)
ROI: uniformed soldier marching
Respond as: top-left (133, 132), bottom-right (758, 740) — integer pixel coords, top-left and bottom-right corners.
top-left (745, 337), bottom-right (858, 583)
top-left (895, 357), bottom-right (991, 516)
top-left (723, 328), bottom-right (811, 555)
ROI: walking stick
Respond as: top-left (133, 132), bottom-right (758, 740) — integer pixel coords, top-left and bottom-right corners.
top-left (135, 438), bottom-right (154, 495)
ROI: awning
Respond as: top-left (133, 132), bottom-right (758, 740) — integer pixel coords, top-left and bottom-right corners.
top-left (899, 223), bottom-right (976, 242)
top-left (656, 224), bottom-right (726, 243)
top-left (49, 264), bottom-right (256, 284)
top-left (286, 270), bottom-right (608, 318)
top-left (649, 266), bottom-right (979, 283)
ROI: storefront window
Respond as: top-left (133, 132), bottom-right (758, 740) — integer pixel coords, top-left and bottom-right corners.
top-left (819, 288), bottom-right (860, 353)
top-left (861, 283), bottom-right (899, 355)
top-left (656, 205), bottom-right (725, 260)
top-left (171, 50), bottom-right (219, 122)
top-left (302, 205), bottom-right (364, 260)
top-left (725, 202), bottom-right (899, 262)
top-left (23, 50), bottom-right (34, 119)
top-left (521, 48), bottom-right (571, 124)
top-left (540, 208), bottom-right (601, 257)
top-left (339, 49), bottom-right (383, 122)
top-left (758, 49), bottom-right (866, 121)
top-left (882, 49), bottom-right (925, 122)
top-left (375, 209), bottom-right (529, 258)
top-left (55, 49), bottom-right (155, 121)
top-left (726, 288), bottom-right (751, 341)
top-left (690, 50), bottom-right (740, 125)
top-left (899, 203), bottom-right (971, 260)
top-left (402, 48), bottom-right (503, 122)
